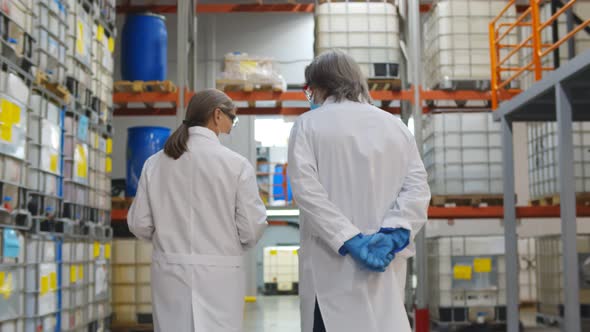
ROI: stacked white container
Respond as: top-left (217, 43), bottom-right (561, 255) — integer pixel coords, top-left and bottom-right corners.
top-left (88, 129), bottom-right (111, 223)
top-left (1, 0), bottom-right (35, 62)
top-left (527, 122), bottom-right (590, 200)
top-left (0, 228), bottom-right (26, 331)
top-left (0, 71), bottom-right (30, 209)
top-left (428, 236), bottom-right (507, 326)
top-left (315, 0), bottom-right (401, 79)
top-left (92, 0), bottom-right (115, 27)
top-left (519, 237), bottom-right (537, 303)
top-left (65, 0), bottom-right (94, 107)
top-left (424, 0), bottom-right (518, 90)
top-left (86, 225), bottom-right (111, 326)
top-left (519, 1), bottom-right (590, 90)
top-left (27, 94), bottom-right (62, 209)
top-left (32, 0), bottom-right (68, 85)
top-left (423, 111), bottom-right (503, 195)
top-left (60, 234), bottom-right (91, 332)
top-left (263, 246), bottom-right (299, 294)
top-left (63, 113), bottom-right (90, 219)
top-left (91, 23), bottom-right (114, 126)
top-left (112, 239), bottom-right (153, 325)
top-left (536, 235), bottom-right (590, 327)
top-left (24, 236), bottom-right (58, 332)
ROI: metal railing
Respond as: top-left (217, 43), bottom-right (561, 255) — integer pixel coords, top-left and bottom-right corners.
top-left (489, 0), bottom-right (590, 109)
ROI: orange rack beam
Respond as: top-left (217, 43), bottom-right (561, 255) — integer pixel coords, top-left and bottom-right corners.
top-left (429, 205), bottom-right (590, 219)
top-left (237, 106), bottom-right (405, 116)
top-left (113, 89), bottom-right (195, 116)
top-left (116, 3), bottom-right (315, 14)
top-left (224, 90), bottom-right (414, 102)
top-left (113, 88), bottom-right (520, 116)
top-left (112, 205), bottom-right (590, 222)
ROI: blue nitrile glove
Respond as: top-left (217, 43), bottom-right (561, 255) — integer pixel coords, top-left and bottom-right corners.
top-left (379, 228), bottom-right (410, 254)
top-left (339, 233), bottom-right (368, 258)
top-left (340, 233), bottom-right (394, 272)
top-left (365, 233), bottom-right (396, 272)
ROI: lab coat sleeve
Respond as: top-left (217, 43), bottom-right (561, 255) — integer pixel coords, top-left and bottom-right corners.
top-left (288, 120), bottom-right (360, 254)
top-left (128, 160), bottom-right (155, 241)
top-left (235, 160), bottom-right (268, 250)
top-left (381, 138), bottom-right (430, 257)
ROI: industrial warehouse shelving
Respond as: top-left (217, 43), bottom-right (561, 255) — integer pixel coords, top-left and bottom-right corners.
top-left (111, 1), bottom-right (590, 332)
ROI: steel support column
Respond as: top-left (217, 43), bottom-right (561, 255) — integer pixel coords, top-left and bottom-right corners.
top-left (501, 116), bottom-right (520, 332)
top-left (556, 82), bottom-right (581, 332)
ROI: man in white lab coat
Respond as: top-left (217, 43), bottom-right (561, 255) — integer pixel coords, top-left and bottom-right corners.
top-left (288, 50), bottom-right (430, 332)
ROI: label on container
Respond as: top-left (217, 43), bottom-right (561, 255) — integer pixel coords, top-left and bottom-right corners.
top-left (2, 228), bottom-right (20, 258)
top-left (0, 99), bottom-right (21, 142)
top-left (293, 250), bottom-right (298, 255)
top-left (49, 272), bottom-right (57, 291)
top-left (106, 138), bottom-right (112, 154)
top-left (108, 37), bottom-right (115, 53)
top-left (453, 265), bottom-right (472, 280)
top-left (474, 258), bottom-right (492, 273)
top-left (106, 157), bottom-right (112, 173)
top-left (270, 250), bottom-right (277, 256)
top-left (105, 244), bottom-right (111, 260)
top-left (50, 154), bottom-right (59, 173)
top-left (76, 20), bottom-right (85, 56)
top-left (0, 272), bottom-right (12, 299)
top-left (78, 115), bottom-right (89, 141)
top-left (94, 241), bottom-right (100, 258)
top-left (240, 60), bottom-right (258, 73)
top-left (75, 144), bottom-right (88, 179)
top-left (97, 25), bottom-right (104, 42)
top-left (40, 275), bottom-right (49, 295)
top-left (70, 265), bottom-right (77, 283)
top-left (78, 264), bottom-right (84, 280)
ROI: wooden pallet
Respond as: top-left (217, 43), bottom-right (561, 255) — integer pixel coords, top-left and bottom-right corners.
top-left (367, 78), bottom-right (402, 91)
top-left (216, 79), bottom-right (283, 93)
top-left (112, 197), bottom-right (134, 210)
top-left (34, 72), bottom-right (71, 104)
top-left (114, 80), bottom-right (177, 93)
top-left (520, 301), bottom-right (537, 308)
top-left (111, 324), bottom-right (153, 332)
top-left (217, 79), bottom-right (284, 108)
top-left (430, 194), bottom-right (506, 207)
top-left (530, 193), bottom-right (590, 206)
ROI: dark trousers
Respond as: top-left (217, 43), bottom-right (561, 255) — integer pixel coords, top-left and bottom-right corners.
top-left (313, 298), bottom-right (326, 332)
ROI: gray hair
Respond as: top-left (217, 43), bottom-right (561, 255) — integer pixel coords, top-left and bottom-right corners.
top-left (304, 49), bottom-right (371, 103)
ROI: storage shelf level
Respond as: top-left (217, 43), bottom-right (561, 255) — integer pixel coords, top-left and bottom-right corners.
top-left (113, 88), bottom-right (521, 116)
top-left (111, 205), bottom-right (590, 222)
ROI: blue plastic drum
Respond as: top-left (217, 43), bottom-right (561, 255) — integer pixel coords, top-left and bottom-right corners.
top-left (121, 13), bottom-right (168, 81)
top-left (126, 126), bottom-right (171, 197)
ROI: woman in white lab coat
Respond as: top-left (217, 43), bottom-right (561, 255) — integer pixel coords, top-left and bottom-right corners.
top-left (288, 50), bottom-right (430, 332)
top-left (128, 89), bottom-right (268, 332)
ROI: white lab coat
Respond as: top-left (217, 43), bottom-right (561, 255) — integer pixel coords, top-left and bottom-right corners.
top-left (128, 126), bottom-right (268, 332)
top-left (287, 98), bottom-right (430, 332)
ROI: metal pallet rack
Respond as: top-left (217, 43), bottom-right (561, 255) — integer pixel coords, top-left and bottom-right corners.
top-left (489, 0), bottom-right (590, 331)
top-left (494, 49), bottom-right (590, 332)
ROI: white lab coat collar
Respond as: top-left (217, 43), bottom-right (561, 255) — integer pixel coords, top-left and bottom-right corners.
top-left (321, 96), bottom-right (367, 107)
top-left (188, 126), bottom-right (220, 143)
top-left (322, 96), bottom-right (338, 106)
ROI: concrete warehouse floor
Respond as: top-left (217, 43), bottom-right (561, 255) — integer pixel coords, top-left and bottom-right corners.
top-left (242, 296), bottom-right (560, 332)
